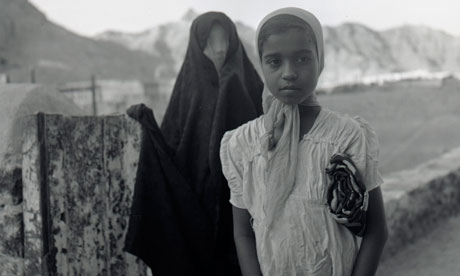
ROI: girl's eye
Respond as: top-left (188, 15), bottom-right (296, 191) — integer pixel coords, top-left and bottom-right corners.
top-left (267, 59), bottom-right (281, 67)
top-left (297, 56), bottom-right (312, 63)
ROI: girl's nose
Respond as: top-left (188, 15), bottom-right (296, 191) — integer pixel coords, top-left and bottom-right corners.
top-left (282, 64), bottom-right (298, 81)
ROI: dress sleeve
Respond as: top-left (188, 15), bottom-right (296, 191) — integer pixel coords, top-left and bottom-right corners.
top-left (345, 117), bottom-right (384, 191)
top-left (220, 130), bottom-right (247, 209)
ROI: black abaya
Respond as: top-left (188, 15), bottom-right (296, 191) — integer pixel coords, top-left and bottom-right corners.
top-left (124, 12), bottom-right (263, 276)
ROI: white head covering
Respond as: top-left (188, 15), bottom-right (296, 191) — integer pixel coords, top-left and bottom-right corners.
top-left (256, 7), bottom-right (324, 228)
top-left (256, 7), bottom-right (324, 77)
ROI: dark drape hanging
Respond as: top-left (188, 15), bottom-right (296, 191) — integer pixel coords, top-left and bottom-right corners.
top-left (125, 12), bottom-right (263, 276)
top-left (124, 104), bottom-right (214, 275)
top-left (161, 12), bottom-right (263, 220)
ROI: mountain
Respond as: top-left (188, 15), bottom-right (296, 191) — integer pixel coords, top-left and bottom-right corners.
top-left (322, 23), bottom-right (460, 87)
top-left (96, 9), bottom-right (259, 78)
top-left (382, 25), bottom-right (460, 72)
top-left (321, 23), bottom-right (399, 86)
top-left (96, 11), bottom-right (460, 87)
top-left (0, 0), bottom-right (162, 83)
top-left (4, 1), bottom-right (458, 87)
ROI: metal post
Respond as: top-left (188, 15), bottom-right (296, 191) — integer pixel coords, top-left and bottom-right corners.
top-left (31, 68), bottom-right (36, 83)
top-left (6, 74), bottom-right (10, 83)
top-left (91, 75), bottom-right (97, 116)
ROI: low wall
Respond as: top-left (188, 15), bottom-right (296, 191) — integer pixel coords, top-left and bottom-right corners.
top-left (381, 147), bottom-right (460, 261)
top-left (0, 84), bottom-right (85, 275)
top-left (0, 166), bottom-right (24, 275)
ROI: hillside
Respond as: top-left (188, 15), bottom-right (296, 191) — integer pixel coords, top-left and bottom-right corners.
top-left (0, 0), bottom-right (162, 83)
top-left (318, 78), bottom-right (460, 174)
top-left (96, 9), bottom-right (260, 78)
top-left (383, 25), bottom-right (460, 72)
top-left (93, 9), bottom-right (460, 175)
top-left (97, 10), bottom-right (460, 88)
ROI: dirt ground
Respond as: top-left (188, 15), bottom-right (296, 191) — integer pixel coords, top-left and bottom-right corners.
top-left (377, 213), bottom-right (460, 276)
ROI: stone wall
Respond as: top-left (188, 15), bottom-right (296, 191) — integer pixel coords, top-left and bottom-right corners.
top-left (381, 147), bottom-right (460, 261)
top-left (0, 166), bottom-right (24, 275)
top-left (21, 113), bottom-right (148, 276)
top-left (0, 84), bottom-right (85, 276)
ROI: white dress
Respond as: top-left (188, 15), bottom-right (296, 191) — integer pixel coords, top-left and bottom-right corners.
top-left (220, 108), bottom-right (383, 276)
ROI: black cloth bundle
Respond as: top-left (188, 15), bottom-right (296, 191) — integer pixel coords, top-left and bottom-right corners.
top-left (326, 153), bottom-right (368, 237)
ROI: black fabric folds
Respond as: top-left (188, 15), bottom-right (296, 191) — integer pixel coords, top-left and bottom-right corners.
top-left (161, 13), bottom-right (263, 224)
top-left (124, 104), bottom-right (214, 275)
top-left (124, 12), bottom-right (263, 276)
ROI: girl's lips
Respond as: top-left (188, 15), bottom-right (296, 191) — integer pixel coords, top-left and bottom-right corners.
top-left (280, 86), bottom-right (301, 91)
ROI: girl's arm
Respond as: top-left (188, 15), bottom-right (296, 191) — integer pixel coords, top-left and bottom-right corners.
top-left (352, 187), bottom-right (388, 276)
top-left (232, 206), bottom-right (263, 276)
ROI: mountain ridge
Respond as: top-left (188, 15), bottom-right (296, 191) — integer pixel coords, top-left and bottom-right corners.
top-left (2, 2), bottom-right (459, 87)
top-left (0, 0), bottom-right (162, 83)
top-left (96, 9), bottom-right (460, 87)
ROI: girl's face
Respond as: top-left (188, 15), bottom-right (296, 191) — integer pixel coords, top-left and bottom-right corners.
top-left (260, 28), bottom-right (319, 105)
top-left (203, 23), bottom-right (229, 71)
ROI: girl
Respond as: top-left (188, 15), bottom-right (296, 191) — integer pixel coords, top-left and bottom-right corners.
top-left (220, 7), bottom-right (388, 276)
top-left (126, 12), bottom-right (263, 276)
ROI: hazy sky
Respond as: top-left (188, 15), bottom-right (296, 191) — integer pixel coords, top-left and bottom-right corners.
top-left (29, 0), bottom-right (460, 37)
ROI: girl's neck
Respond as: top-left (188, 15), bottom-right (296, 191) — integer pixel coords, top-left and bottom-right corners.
top-left (298, 105), bottom-right (322, 139)
top-left (298, 104), bottom-right (321, 115)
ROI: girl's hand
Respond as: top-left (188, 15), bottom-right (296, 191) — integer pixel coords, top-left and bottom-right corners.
top-left (233, 206), bottom-right (263, 276)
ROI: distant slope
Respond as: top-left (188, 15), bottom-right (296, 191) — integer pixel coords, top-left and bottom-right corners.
top-left (383, 25), bottom-right (460, 72)
top-left (97, 11), bottom-right (460, 87)
top-left (318, 79), bottom-right (460, 174)
top-left (0, 0), bottom-right (161, 83)
top-left (96, 9), bottom-right (260, 77)
top-left (322, 23), bottom-right (400, 85)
